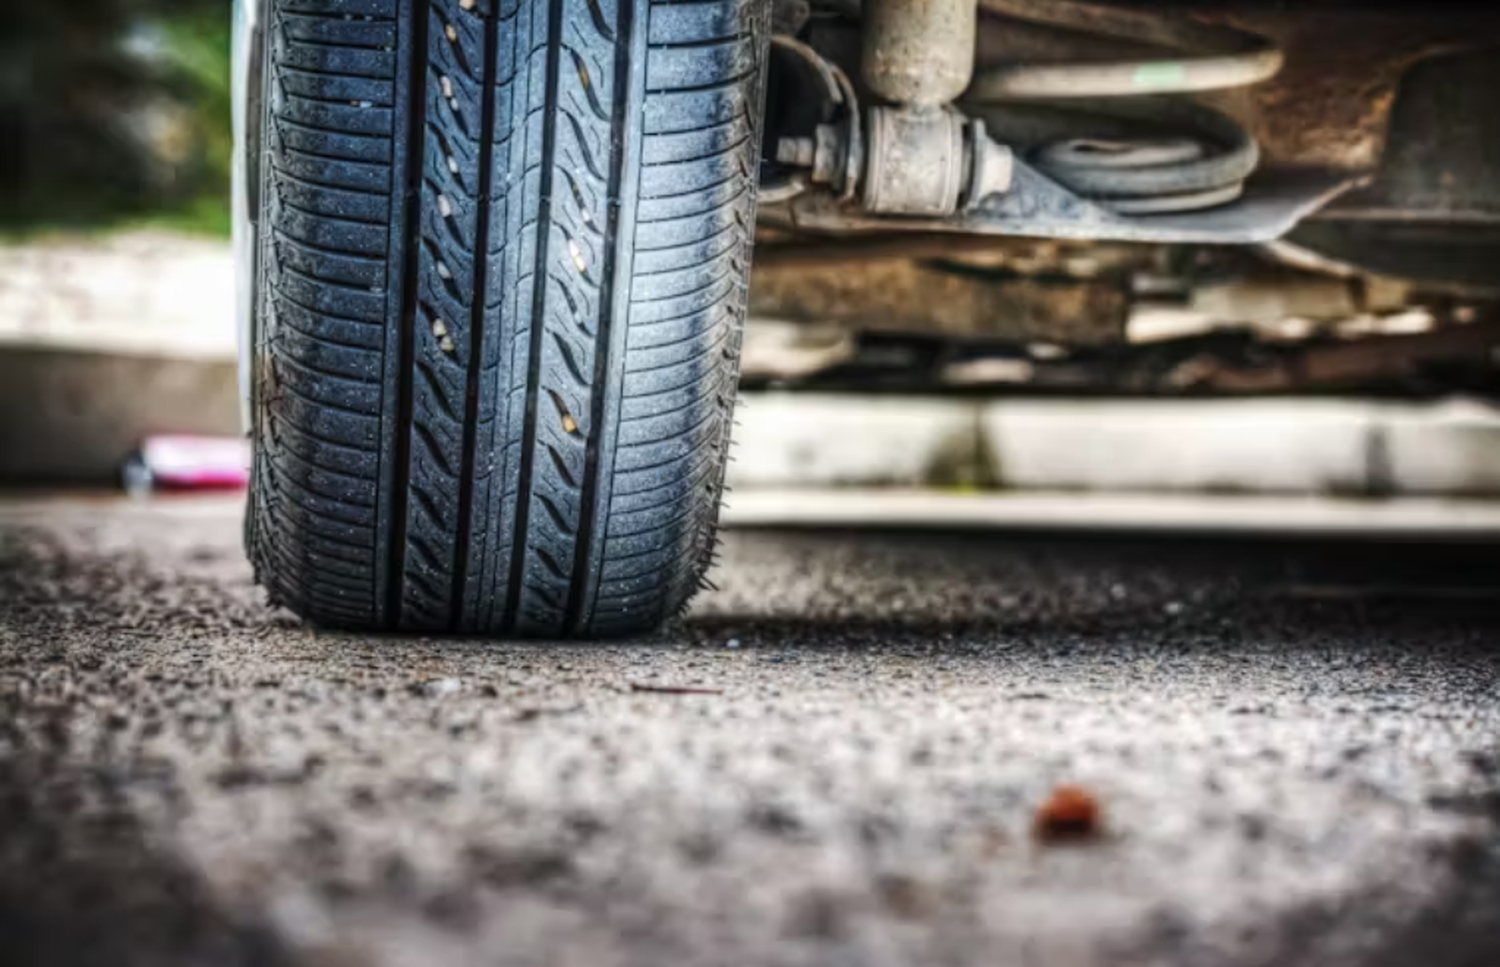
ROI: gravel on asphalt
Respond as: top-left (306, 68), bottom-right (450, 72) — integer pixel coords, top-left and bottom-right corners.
top-left (0, 495), bottom-right (1497, 967)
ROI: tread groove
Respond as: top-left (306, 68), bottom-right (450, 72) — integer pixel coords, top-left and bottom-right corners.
top-left (566, 0), bottom-right (636, 633)
top-left (450, 2), bottom-right (500, 628)
top-left (386, 0), bottom-right (430, 626)
top-left (503, 0), bottom-right (566, 634)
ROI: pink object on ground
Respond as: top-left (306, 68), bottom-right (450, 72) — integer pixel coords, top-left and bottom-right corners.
top-left (131, 435), bottom-right (251, 490)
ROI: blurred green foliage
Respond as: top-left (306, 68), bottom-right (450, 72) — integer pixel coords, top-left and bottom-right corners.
top-left (0, 1), bottom-right (233, 236)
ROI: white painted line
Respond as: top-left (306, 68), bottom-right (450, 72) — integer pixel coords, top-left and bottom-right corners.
top-left (721, 489), bottom-right (1500, 536)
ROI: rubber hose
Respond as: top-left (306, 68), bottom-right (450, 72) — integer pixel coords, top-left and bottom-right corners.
top-left (1029, 100), bottom-right (1258, 204)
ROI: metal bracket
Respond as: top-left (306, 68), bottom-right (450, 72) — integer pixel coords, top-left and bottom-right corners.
top-left (765, 164), bottom-right (1368, 245)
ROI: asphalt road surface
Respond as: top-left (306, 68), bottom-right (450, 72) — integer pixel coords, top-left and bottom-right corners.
top-left (1, 495), bottom-right (1497, 967)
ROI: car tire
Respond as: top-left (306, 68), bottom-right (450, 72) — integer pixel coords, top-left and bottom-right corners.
top-left (247, 0), bottom-right (766, 636)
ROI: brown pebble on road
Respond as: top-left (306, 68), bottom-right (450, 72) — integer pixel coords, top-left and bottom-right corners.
top-left (1034, 784), bottom-right (1104, 843)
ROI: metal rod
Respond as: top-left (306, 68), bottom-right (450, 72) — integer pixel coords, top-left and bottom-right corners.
top-left (971, 0), bottom-right (1283, 100)
top-left (972, 47), bottom-right (1282, 100)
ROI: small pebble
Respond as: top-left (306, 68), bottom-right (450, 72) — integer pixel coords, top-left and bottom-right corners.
top-left (1033, 784), bottom-right (1103, 843)
top-left (414, 677), bottom-right (461, 698)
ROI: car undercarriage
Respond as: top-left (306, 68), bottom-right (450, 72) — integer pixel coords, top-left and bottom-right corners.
top-left (745, 0), bottom-right (1500, 396)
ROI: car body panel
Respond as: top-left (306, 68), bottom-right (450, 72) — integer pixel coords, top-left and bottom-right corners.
top-left (231, 0), bottom-right (261, 434)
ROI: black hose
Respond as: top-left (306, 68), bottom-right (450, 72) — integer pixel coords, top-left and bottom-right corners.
top-left (1028, 99), bottom-right (1259, 214)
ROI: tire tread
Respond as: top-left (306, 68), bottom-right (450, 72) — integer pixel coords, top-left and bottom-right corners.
top-left (250, 0), bottom-right (762, 635)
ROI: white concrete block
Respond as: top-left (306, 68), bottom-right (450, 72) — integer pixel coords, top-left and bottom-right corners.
top-left (723, 488), bottom-right (1500, 535)
top-left (726, 394), bottom-right (980, 488)
top-left (1381, 398), bottom-right (1500, 495)
top-left (980, 399), bottom-right (1375, 494)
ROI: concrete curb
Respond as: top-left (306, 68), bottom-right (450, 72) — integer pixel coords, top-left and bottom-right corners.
top-left (724, 394), bottom-right (1500, 497)
top-left (0, 346), bottom-right (240, 484)
top-left (728, 395), bottom-right (985, 488)
top-left (721, 489), bottom-right (1500, 535)
top-left (981, 399), bottom-right (1375, 495)
top-left (4, 345), bottom-right (1499, 496)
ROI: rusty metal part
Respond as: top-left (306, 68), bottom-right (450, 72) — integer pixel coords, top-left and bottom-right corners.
top-left (738, 321), bottom-right (1500, 396)
top-left (968, 0), bottom-right (1276, 216)
top-left (762, 163), bottom-right (1364, 245)
top-left (1199, 10), bottom-right (1476, 175)
top-left (848, 0), bottom-right (1005, 216)
top-left (1183, 319), bottom-right (1500, 392)
top-left (1176, 270), bottom-right (1416, 333)
top-left (1318, 47), bottom-right (1500, 225)
top-left (769, 34), bottom-right (1011, 218)
top-left (775, 118), bottom-right (859, 199)
top-left (751, 233), bottom-right (1151, 275)
top-left (862, 0), bottom-right (977, 107)
top-left (765, 35), bottom-right (862, 204)
top-left (1129, 268), bottom-right (1424, 346)
top-left (748, 256), bottom-right (1129, 347)
top-left (810, 5), bottom-right (1495, 175)
top-left (807, 106), bottom-right (1013, 216)
top-left (765, 5), bottom-right (1499, 242)
top-left (862, 107), bottom-right (968, 216)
